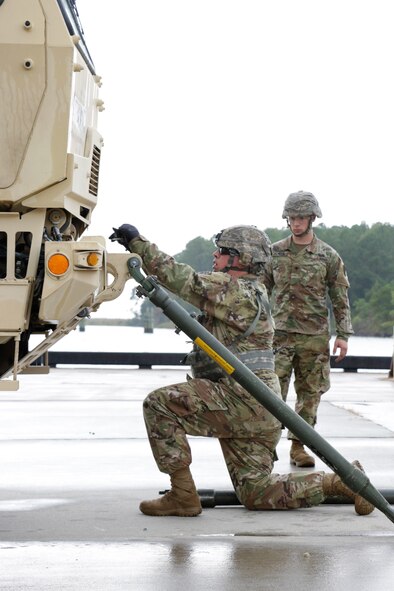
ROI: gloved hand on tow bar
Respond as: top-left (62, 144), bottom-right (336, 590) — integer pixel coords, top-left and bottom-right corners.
top-left (109, 224), bottom-right (140, 250)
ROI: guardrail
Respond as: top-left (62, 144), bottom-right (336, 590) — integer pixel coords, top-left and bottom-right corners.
top-left (30, 352), bottom-right (392, 373)
top-left (333, 356), bottom-right (391, 373)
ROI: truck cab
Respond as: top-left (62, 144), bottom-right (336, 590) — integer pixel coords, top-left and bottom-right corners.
top-left (0, 0), bottom-right (130, 389)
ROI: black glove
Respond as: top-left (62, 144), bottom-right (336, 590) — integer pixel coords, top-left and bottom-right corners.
top-left (109, 224), bottom-right (140, 250)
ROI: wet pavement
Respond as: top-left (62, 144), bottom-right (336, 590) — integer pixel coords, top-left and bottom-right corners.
top-left (0, 367), bottom-right (393, 590)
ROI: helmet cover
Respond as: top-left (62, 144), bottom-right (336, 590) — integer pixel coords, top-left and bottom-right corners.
top-left (214, 225), bottom-right (271, 268)
top-left (282, 191), bottom-right (322, 218)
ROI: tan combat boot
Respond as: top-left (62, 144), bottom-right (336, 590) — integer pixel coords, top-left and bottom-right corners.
top-left (322, 460), bottom-right (375, 515)
top-left (290, 440), bottom-right (315, 467)
top-left (139, 467), bottom-right (202, 517)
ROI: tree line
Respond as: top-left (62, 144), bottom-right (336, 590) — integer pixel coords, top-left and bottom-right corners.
top-left (134, 223), bottom-right (394, 337)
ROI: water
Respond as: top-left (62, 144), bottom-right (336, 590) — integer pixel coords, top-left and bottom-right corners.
top-left (66, 288), bottom-right (393, 357)
top-left (331, 335), bottom-right (393, 357)
top-left (44, 326), bottom-right (193, 353)
top-left (32, 325), bottom-right (393, 357)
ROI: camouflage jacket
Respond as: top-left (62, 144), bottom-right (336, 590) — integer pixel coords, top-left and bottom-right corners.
top-left (263, 235), bottom-right (353, 339)
top-left (131, 237), bottom-right (274, 352)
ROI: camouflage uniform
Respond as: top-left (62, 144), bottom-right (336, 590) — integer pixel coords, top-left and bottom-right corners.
top-left (131, 236), bottom-right (326, 510)
top-left (264, 234), bottom-right (353, 438)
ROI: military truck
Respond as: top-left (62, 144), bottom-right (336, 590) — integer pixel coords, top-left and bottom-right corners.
top-left (0, 0), bottom-right (130, 389)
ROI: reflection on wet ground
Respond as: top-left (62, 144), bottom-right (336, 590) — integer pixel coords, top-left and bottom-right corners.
top-left (1, 537), bottom-right (394, 591)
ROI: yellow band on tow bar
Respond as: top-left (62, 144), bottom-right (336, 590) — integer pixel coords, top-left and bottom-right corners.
top-left (194, 337), bottom-right (235, 375)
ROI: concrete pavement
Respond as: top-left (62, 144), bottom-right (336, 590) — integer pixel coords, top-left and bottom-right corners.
top-left (0, 367), bottom-right (393, 590)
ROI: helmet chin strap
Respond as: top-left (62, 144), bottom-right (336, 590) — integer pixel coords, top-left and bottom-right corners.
top-left (222, 254), bottom-right (236, 272)
top-left (221, 254), bottom-right (249, 273)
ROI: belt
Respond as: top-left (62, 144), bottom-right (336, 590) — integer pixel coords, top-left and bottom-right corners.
top-left (235, 349), bottom-right (275, 372)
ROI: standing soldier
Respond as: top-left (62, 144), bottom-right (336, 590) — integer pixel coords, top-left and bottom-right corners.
top-left (110, 223), bottom-right (371, 517)
top-left (264, 191), bottom-right (354, 467)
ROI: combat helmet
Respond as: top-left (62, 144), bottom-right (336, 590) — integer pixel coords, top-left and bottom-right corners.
top-left (282, 191), bottom-right (322, 218)
top-left (214, 225), bottom-right (272, 271)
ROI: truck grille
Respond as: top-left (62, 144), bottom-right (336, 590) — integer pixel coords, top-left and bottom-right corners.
top-left (89, 145), bottom-right (101, 196)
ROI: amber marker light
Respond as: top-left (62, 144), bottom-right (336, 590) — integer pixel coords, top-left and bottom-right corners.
top-left (74, 251), bottom-right (102, 268)
top-left (47, 253), bottom-right (70, 275)
top-left (86, 252), bottom-right (100, 266)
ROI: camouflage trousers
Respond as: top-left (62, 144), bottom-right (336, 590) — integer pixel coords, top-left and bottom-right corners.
top-left (142, 370), bottom-right (325, 510)
top-left (274, 332), bottom-right (331, 440)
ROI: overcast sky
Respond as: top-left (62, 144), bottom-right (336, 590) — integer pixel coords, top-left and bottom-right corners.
top-left (76, 0), bottom-right (393, 256)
